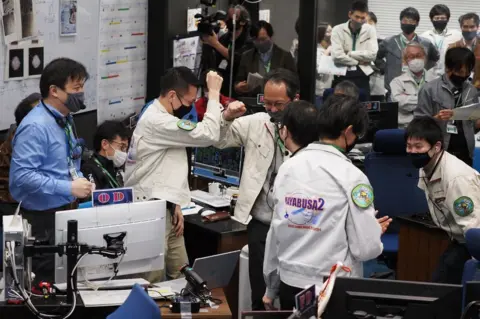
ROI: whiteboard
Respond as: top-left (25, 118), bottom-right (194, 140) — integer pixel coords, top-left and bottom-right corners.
top-left (0, 0), bottom-right (99, 131)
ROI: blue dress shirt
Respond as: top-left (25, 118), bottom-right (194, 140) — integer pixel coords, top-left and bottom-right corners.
top-left (9, 102), bottom-right (83, 211)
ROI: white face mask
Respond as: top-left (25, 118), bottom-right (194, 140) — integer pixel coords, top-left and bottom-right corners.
top-left (407, 58), bottom-right (425, 73)
top-left (107, 145), bottom-right (127, 167)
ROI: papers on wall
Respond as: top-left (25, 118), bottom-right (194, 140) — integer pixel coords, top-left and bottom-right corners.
top-left (259, 9), bottom-right (270, 23)
top-left (5, 40), bottom-right (44, 81)
top-left (187, 8), bottom-right (202, 33)
top-left (97, 0), bottom-right (148, 123)
top-left (317, 55), bottom-right (347, 76)
top-left (1, 0), bottom-right (36, 44)
top-left (59, 0), bottom-right (78, 36)
top-left (173, 36), bottom-right (202, 74)
top-left (247, 72), bottom-right (263, 90)
top-left (452, 103), bottom-right (480, 120)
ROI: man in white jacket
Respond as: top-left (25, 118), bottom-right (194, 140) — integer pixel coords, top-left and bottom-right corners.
top-left (331, 0), bottom-right (378, 100)
top-left (124, 68), bottom-right (245, 281)
top-left (216, 68), bottom-right (299, 310)
top-left (263, 95), bottom-right (384, 310)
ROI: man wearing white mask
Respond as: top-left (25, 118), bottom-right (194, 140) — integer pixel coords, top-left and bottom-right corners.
top-left (81, 120), bottom-right (130, 190)
top-left (421, 5), bottom-right (462, 81)
top-left (391, 43), bottom-right (429, 128)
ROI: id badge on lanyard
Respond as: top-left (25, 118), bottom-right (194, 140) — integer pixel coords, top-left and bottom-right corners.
top-left (69, 160), bottom-right (80, 180)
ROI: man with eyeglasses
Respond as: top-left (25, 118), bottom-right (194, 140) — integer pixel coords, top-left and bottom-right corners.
top-left (124, 67), bottom-right (246, 282)
top-left (215, 68), bottom-right (300, 310)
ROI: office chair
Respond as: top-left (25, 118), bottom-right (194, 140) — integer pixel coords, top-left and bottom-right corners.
top-left (107, 283), bottom-right (161, 319)
top-left (364, 129), bottom-right (429, 271)
top-left (463, 229), bottom-right (480, 309)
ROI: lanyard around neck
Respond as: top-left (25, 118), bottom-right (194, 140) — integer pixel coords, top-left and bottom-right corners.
top-left (93, 156), bottom-right (120, 188)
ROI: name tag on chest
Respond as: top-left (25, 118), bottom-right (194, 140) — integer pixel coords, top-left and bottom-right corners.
top-left (446, 124), bottom-right (458, 134)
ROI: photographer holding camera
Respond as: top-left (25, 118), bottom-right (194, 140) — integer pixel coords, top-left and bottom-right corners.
top-left (201, 5), bottom-right (253, 96)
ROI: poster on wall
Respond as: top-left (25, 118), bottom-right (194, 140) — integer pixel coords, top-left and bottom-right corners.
top-left (2, 0), bottom-right (22, 44)
top-left (27, 41), bottom-right (44, 78)
top-left (59, 0), bottom-right (77, 36)
top-left (5, 44), bottom-right (25, 80)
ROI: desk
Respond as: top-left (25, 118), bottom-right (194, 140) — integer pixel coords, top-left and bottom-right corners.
top-left (184, 214), bottom-right (248, 319)
top-left (397, 216), bottom-right (450, 282)
top-left (160, 288), bottom-right (231, 318)
top-left (0, 288), bottom-right (231, 319)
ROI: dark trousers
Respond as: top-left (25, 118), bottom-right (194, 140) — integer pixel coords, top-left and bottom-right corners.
top-left (22, 202), bottom-right (77, 284)
top-left (279, 281), bottom-right (303, 311)
top-left (332, 69), bottom-right (371, 100)
top-left (247, 218), bottom-right (270, 311)
top-left (432, 240), bottom-right (471, 284)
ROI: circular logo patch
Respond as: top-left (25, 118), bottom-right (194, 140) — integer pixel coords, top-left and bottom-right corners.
top-left (453, 196), bottom-right (474, 217)
top-left (351, 184), bottom-right (374, 208)
top-left (177, 120), bottom-right (196, 131)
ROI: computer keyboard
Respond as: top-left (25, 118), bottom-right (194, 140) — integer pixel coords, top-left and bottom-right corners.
top-left (190, 190), bottom-right (231, 208)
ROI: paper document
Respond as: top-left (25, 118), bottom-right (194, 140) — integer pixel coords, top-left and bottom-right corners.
top-left (247, 72), bottom-right (264, 90)
top-left (452, 103), bottom-right (480, 120)
top-left (317, 55), bottom-right (347, 76)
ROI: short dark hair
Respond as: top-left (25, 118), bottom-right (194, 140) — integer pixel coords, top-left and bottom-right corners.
top-left (159, 67), bottom-right (200, 97)
top-left (40, 58), bottom-right (89, 98)
top-left (93, 120), bottom-right (130, 152)
top-left (459, 12), bottom-right (480, 27)
top-left (252, 20), bottom-right (274, 38)
top-left (445, 47), bottom-right (476, 73)
top-left (280, 101), bottom-right (319, 148)
top-left (429, 4), bottom-right (450, 20)
top-left (334, 80), bottom-right (360, 100)
top-left (318, 95), bottom-right (369, 140)
top-left (368, 12), bottom-right (378, 24)
top-left (405, 116), bottom-right (444, 149)
top-left (400, 7), bottom-right (420, 23)
top-left (351, 1), bottom-right (368, 13)
top-left (14, 92), bottom-right (41, 126)
top-left (295, 18), bottom-right (300, 36)
top-left (317, 22), bottom-right (330, 43)
top-left (264, 68), bottom-right (300, 100)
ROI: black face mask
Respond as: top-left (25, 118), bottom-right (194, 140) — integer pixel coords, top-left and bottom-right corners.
top-left (173, 104), bottom-right (192, 119)
top-left (226, 20), bottom-right (240, 33)
top-left (432, 21), bottom-right (448, 33)
top-left (401, 23), bottom-right (417, 35)
top-left (449, 74), bottom-right (470, 88)
top-left (409, 151), bottom-right (432, 169)
top-left (267, 109), bottom-right (286, 124)
top-left (344, 134), bottom-right (358, 154)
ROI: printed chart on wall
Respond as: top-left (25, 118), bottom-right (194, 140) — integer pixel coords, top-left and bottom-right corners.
top-left (173, 36), bottom-right (202, 76)
top-left (97, 0), bottom-right (148, 123)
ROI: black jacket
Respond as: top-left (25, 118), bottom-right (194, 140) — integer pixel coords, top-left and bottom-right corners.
top-left (235, 44), bottom-right (297, 97)
top-left (81, 153), bottom-right (123, 190)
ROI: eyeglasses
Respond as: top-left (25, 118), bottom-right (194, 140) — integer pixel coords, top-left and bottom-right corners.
top-left (264, 100), bottom-right (290, 109)
top-left (111, 141), bottom-right (128, 152)
top-left (175, 91), bottom-right (195, 106)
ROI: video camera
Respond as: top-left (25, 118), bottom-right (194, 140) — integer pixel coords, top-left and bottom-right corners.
top-left (195, 10), bottom-right (226, 36)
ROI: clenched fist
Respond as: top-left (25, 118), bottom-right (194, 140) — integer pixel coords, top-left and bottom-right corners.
top-left (223, 101), bottom-right (247, 121)
top-left (71, 178), bottom-right (94, 199)
top-left (206, 71), bottom-right (223, 101)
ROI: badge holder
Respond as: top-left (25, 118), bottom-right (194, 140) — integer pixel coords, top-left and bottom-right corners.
top-left (447, 122), bottom-right (458, 135)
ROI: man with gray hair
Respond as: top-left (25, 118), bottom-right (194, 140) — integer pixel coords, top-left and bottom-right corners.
top-left (391, 42), bottom-right (429, 128)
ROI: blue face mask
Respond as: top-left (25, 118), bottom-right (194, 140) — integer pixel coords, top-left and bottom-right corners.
top-left (463, 30), bottom-right (478, 41)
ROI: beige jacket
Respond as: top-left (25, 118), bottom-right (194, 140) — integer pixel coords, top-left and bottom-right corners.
top-left (331, 21), bottom-right (378, 76)
top-left (215, 112), bottom-right (288, 224)
top-left (124, 98), bottom-right (222, 206)
top-left (390, 71), bottom-right (428, 128)
top-left (418, 152), bottom-right (480, 243)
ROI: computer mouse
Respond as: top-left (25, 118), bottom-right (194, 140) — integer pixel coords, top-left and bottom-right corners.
top-left (200, 210), bottom-right (216, 217)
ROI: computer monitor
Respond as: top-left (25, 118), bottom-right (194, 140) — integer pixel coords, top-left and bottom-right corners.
top-left (54, 200), bottom-right (166, 284)
top-left (192, 146), bottom-right (244, 186)
top-left (324, 277), bottom-right (462, 319)
top-left (359, 102), bottom-right (399, 144)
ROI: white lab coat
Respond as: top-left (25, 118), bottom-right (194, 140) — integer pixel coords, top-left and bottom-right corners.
top-left (123, 98), bottom-right (223, 206)
top-left (421, 28), bottom-right (462, 81)
top-left (263, 143), bottom-right (383, 298)
top-left (418, 151), bottom-right (480, 243)
top-left (331, 21), bottom-right (378, 76)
